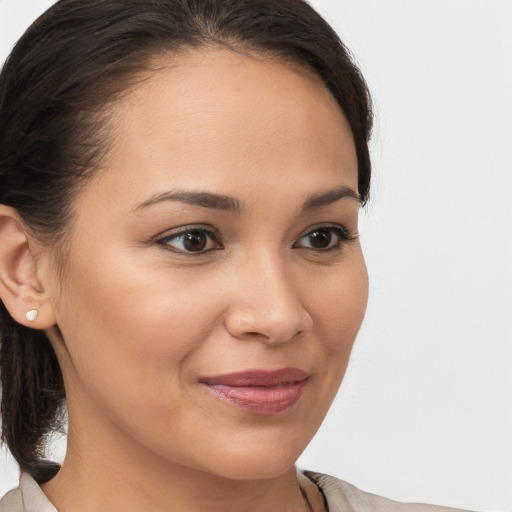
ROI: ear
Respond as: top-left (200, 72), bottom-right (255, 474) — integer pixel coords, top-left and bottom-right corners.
top-left (0, 205), bottom-right (57, 329)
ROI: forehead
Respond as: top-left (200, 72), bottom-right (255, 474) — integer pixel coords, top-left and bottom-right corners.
top-left (79, 48), bottom-right (358, 210)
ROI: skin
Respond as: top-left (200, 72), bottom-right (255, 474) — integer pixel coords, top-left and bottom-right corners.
top-left (1, 48), bottom-right (368, 512)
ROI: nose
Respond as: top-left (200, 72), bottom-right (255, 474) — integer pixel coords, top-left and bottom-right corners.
top-left (224, 253), bottom-right (313, 344)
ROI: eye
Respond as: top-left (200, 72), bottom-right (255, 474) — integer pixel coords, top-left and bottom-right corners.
top-left (293, 225), bottom-right (351, 251)
top-left (157, 227), bottom-right (223, 254)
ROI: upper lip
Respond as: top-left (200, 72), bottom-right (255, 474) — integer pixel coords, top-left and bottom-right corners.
top-left (200, 368), bottom-right (308, 387)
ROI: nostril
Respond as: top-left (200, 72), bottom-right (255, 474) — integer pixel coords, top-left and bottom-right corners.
top-left (242, 329), bottom-right (305, 343)
top-left (225, 302), bottom-right (313, 344)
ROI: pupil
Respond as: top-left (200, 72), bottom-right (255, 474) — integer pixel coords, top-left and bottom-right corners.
top-left (184, 232), bottom-right (207, 251)
top-left (310, 230), bottom-right (331, 248)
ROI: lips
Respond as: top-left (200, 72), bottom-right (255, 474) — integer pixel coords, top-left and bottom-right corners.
top-left (200, 368), bottom-right (308, 415)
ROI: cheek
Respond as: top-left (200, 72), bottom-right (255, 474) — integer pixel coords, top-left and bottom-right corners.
top-left (305, 254), bottom-right (368, 406)
top-left (309, 254), bottom-right (369, 354)
top-left (52, 253), bottom-right (220, 412)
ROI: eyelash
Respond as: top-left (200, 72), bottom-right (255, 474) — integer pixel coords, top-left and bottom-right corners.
top-left (155, 224), bottom-right (355, 255)
top-left (156, 225), bottom-right (223, 255)
top-left (293, 225), bottom-right (355, 252)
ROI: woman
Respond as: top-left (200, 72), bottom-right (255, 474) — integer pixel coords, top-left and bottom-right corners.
top-left (0, 1), bottom-right (472, 510)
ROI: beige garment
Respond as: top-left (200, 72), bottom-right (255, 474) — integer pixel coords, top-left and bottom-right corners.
top-left (304, 472), bottom-right (473, 512)
top-left (0, 471), bottom-right (473, 512)
top-left (0, 473), bottom-right (57, 512)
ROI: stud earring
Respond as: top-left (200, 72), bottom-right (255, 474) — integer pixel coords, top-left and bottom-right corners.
top-left (26, 309), bottom-right (38, 322)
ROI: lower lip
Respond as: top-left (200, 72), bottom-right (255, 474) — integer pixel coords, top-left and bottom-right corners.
top-left (203, 381), bottom-right (307, 415)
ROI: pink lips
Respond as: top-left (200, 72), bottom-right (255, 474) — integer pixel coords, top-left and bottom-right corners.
top-left (200, 368), bottom-right (308, 415)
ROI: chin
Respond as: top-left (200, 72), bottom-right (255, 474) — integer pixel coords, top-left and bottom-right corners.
top-left (207, 453), bottom-right (299, 481)
top-left (190, 432), bottom-right (310, 481)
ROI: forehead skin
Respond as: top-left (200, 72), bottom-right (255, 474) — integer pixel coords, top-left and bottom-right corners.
top-left (84, 47), bottom-right (358, 215)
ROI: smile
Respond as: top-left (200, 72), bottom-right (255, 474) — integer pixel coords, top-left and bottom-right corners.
top-left (200, 368), bottom-right (309, 415)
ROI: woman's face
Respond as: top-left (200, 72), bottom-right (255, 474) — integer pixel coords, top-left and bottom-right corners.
top-left (44, 48), bottom-right (368, 480)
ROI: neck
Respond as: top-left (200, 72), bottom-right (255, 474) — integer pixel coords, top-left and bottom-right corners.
top-left (41, 425), bottom-right (312, 512)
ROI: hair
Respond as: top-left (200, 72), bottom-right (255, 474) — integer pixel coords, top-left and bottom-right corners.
top-left (0, 0), bottom-right (373, 483)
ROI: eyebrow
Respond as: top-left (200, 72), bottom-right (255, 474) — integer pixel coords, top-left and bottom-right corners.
top-left (301, 186), bottom-right (362, 211)
top-left (134, 191), bottom-right (243, 212)
top-left (134, 185), bottom-right (360, 213)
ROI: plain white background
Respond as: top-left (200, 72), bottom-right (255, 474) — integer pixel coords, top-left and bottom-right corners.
top-left (0, 1), bottom-right (511, 511)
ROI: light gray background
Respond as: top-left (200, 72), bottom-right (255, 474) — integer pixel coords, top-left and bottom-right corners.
top-left (1, 1), bottom-right (511, 511)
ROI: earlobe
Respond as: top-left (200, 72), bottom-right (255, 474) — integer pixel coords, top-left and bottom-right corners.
top-left (0, 205), bottom-right (57, 329)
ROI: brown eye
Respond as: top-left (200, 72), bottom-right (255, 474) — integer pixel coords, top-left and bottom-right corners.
top-left (307, 229), bottom-right (332, 249)
top-left (159, 228), bottom-right (222, 254)
top-left (294, 226), bottom-right (349, 251)
top-left (183, 231), bottom-right (208, 251)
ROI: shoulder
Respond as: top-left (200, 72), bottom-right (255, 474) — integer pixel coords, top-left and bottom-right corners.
top-left (0, 474), bottom-right (57, 512)
top-left (0, 488), bottom-right (23, 512)
top-left (303, 471), bottom-right (475, 512)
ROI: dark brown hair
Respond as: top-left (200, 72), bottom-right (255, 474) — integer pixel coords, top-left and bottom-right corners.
top-left (0, 0), bottom-right (373, 483)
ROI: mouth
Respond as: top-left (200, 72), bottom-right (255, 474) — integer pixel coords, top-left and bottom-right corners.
top-left (200, 368), bottom-right (309, 415)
